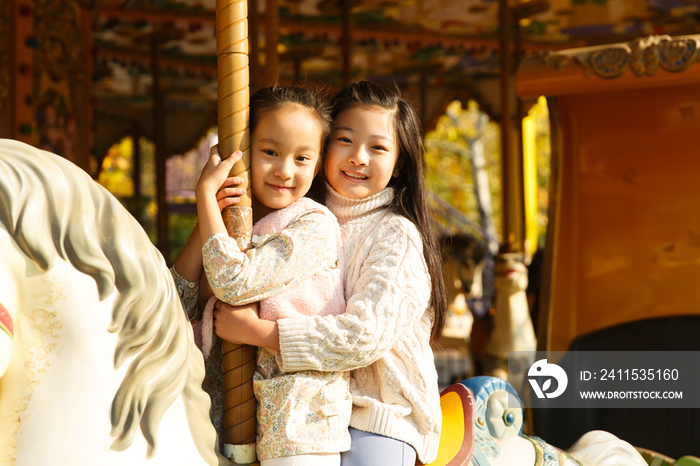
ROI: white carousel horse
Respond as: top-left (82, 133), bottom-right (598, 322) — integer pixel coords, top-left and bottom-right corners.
top-left (425, 376), bottom-right (648, 466)
top-left (0, 139), bottom-right (648, 466)
top-left (0, 139), bottom-right (229, 465)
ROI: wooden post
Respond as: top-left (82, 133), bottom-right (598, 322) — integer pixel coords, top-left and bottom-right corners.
top-left (0, 0), bottom-right (12, 138)
top-left (215, 0), bottom-right (256, 463)
top-left (419, 70), bottom-right (427, 132)
top-left (151, 28), bottom-right (170, 262)
top-left (248, 0), bottom-right (260, 92)
top-left (498, 0), bottom-right (524, 253)
top-left (132, 122), bottom-right (142, 198)
top-left (341, 0), bottom-right (351, 85)
top-left (11, 0), bottom-right (35, 145)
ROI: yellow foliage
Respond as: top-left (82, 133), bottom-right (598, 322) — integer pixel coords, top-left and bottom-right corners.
top-left (526, 96), bottom-right (551, 247)
top-left (425, 99), bottom-right (502, 239)
top-left (98, 143), bottom-right (134, 198)
top-left (425, 97), bottom-right (551, 248)
top-left (97, 136), bottom-right (157, 203)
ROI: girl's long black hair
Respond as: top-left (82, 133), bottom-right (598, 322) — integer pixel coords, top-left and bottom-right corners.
top-left (320, 80), bottom-right (447, 346)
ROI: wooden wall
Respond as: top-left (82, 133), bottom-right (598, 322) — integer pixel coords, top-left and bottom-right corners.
top-left (517, 35), bottom-right (700, 351)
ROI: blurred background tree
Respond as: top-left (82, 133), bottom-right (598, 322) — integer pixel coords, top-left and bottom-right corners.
top-left (97, 134), bottom-right (203, 264)
top-left (425, 97), bottom-right (550, 254)
top-left (98, 136), bottom-right (158, 244)
top-left (425, 99), bottom-right (501, 249)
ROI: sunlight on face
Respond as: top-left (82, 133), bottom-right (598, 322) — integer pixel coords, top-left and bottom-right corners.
top-left (251, 105), bottom-right (323, 218)
top-left (324, 105), bottom-right (400, 199)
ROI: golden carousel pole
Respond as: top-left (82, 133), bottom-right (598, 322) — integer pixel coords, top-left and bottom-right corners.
top-left (215, 0), bottom-right (256, 463)
top-left (498, 0), bottom-right (525, 252)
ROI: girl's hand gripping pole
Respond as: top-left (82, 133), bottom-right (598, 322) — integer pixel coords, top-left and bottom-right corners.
top-left (216, 0), bottom-right (256, 463)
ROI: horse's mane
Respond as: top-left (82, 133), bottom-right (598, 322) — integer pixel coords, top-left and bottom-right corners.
top-left (0, 140), bottom-right (223, 464)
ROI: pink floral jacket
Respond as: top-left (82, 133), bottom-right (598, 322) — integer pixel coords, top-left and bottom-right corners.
top-left (195, 198), bottom-right (351, 460)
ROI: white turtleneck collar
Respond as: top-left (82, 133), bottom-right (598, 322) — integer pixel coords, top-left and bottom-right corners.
top-left (325, 183), bottom-right (394, 225)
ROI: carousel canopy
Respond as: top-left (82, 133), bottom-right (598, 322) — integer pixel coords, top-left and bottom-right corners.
top-left (90, 0), bottom-right (700, 158)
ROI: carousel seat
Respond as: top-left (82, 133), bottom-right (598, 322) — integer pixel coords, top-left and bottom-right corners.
top-left (420, 382), bottom-right (476, 466)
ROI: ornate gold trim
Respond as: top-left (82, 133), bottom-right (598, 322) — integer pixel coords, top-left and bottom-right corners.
top-left (538, 35), bottom-right (700, 79)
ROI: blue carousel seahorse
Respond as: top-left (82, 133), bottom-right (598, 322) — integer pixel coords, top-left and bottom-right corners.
top-left (422, 376), bottom-right (647, 466)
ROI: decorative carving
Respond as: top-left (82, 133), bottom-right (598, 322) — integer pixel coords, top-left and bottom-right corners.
top-left (589, 44), bottom-right (631, 78)
top-left (657, 36), bottom-right (699, 72)
top-left (33, 0), bottom-right (90, 165)
top-left (537, 50), bottom-right (572, 70)
top-left (630, 36), bottom-right (660, 76)
top-left (539, 35), bottom-right (700, 80)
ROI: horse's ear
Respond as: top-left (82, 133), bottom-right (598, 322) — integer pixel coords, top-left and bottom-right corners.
top-left (419, 383), bottom-right (475, 466)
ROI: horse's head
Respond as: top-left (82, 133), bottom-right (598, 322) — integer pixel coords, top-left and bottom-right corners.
top-left (462, 376), bottom-right (523, 441)
top-left (423, 377), bottom-right (526, 466)
top-left (494, 252), bottom-right (528, 293)
top-left (0, 139), bottom-right (226, 465)
top-left (443, 234), bottom-right (487, 295)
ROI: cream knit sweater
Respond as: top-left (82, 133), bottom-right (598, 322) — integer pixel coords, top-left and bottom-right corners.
top-left (277, 186), bottom-right (441, 464)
